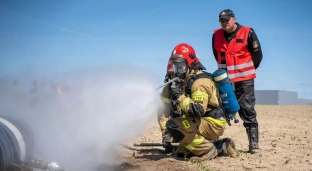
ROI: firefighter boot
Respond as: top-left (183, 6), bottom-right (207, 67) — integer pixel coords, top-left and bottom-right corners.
top-left (247, 125), bottom-right (262, 156)
top-left (213, 138), bottom-right (238, 157)
top-left (190, 146), bottom-right (218, 162)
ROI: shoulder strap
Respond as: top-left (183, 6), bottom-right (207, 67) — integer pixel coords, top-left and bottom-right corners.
top-left (185, 71), bottom-right (223, 110)
top-left (185, 71), bottom-right (213, 97)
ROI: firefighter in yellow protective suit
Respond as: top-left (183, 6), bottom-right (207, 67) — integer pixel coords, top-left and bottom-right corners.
top-left (157, 43), bottom-right (238, 161)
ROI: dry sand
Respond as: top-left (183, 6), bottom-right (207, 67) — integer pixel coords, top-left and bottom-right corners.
top-left (103, 105), bottom-right (312, 171)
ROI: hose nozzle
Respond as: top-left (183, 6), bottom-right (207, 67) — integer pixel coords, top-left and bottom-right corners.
top-left (30, 159), bottom-right (64, 171)
top-left (155, 77), bottom-right (180, 90)
top-left (47, 162), bottom-right (64, 171)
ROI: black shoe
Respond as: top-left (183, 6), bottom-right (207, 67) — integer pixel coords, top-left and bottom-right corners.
top-left (246, 125), bottom-right (262, 157)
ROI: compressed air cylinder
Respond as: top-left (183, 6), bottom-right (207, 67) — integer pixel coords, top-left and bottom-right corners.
top-left (212, 69), bottom-right (240, 115)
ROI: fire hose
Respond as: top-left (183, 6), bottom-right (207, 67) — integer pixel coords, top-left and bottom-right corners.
top-left (0, 116), bottom-right (64, 171)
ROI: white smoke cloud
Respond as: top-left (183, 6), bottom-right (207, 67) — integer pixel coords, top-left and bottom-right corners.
top-left (0, 66), bottom-right (162, 171)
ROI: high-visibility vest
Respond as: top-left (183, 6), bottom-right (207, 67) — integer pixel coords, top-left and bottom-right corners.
top-left (213, 26), bottom-right (256, 82)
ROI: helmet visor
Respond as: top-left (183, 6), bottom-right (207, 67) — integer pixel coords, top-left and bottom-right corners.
top-left (167, 58), bottom-right (188, 79)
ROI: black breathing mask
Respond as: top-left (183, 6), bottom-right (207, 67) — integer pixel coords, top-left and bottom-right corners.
top-left (167, 58), bottom-right (189, 80)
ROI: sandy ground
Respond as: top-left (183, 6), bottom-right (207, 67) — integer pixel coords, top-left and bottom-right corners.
top-left (103, 105), bottom-right (312, 171)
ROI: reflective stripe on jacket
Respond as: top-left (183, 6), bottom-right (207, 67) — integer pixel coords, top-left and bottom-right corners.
top-left (214, 26), bottom-right (256, 82)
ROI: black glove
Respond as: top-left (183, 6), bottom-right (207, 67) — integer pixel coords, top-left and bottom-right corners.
top-left (169, 85), bottom-right (182, 101)
top-left (162, 135), bottom-right (172, 144)
top-left (162, 134), bottom-right (173, 153)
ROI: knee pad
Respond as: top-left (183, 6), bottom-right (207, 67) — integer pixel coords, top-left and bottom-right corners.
top-left (166, 119), bottom-right (185, 142)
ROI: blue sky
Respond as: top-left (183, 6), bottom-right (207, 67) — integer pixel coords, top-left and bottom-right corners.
top-left (0, 0), bottom-right (312, 98)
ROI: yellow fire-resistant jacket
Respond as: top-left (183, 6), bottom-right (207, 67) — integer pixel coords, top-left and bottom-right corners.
top-left (157, 69), bottom-right (226, 136)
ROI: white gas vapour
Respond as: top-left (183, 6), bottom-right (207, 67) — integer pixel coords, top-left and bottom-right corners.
top-left (0, 66), bottom-right (162, 171)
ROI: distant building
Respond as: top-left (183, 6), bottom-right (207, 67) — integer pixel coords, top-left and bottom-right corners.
top-left (255, 90), bottom-right (312, 105)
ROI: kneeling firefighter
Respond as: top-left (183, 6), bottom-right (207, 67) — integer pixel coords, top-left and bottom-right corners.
top-left (157, 43), bottom-right (238, 161)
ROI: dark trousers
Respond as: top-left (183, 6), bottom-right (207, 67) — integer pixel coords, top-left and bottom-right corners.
top-left (233, 79), bottom-right (259, 149)
top-left (233, 79), bottom-right (258, 128)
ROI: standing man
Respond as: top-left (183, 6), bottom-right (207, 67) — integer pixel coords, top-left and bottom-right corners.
top-left (211, 9), bottom-right (263, 156)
